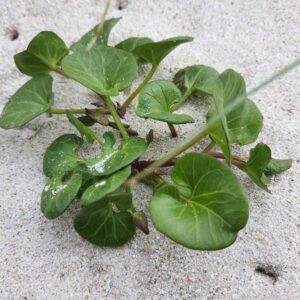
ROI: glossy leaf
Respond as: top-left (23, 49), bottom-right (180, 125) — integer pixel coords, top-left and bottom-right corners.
top-left (133, 36), bottom-right (193, 67)
top-left (43, 134), bottom-right (83, 177)
top-left (62, 46), bottom-right (138, 96)
top-left (70, 18), bottom-right (120, 52)
top-left (85, 136), bottom-right (147, 176)
top-left (174, 64), bottom-right (219, 95)
top-left (207, 69), bottom-right (263, 160)
top-left (81, 166), bottom-right (131, 206)
top-left (0, 75), bottom-right (53, 129)
top-left (150, 153), bottom-right (248, 250)
top-left (41, 172), bottom-right (82, 219)
top-left (115, 37), bottom-right (153, 64)
top-left (74, 194), bottom-right (135, 246)
top-left (136, 80), bottom-right (194, 124)
top-left (240, 143), bottom-right (271, 192)
top-left (66, 111), bottom-right (99, 144)
top-left (14, 31), bottom-right (68, 76)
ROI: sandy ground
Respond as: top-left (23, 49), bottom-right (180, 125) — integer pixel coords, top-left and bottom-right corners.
top-left (0, 0), bottom-right (299, 299)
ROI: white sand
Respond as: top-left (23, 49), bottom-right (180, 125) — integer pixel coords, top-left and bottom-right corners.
top-left (0, 0), bottom-right (299, 299)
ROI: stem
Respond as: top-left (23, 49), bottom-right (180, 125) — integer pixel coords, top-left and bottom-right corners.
top-left (128, 128), bottom-right (209, 185)
top-left (171, 89), bottom-right (192, 111)
top-left (53, 66), bottom-right (68, 77)
top-left (103, 96), bottom-right (129, 139)
top-left (202, 140), bottom-right (216, 153)
top-left (120, 65), bottom-right (157, 115)
top-left (167, 123), bottom-right (178, 137)
top-left (48, 107), bottom-right (109, 115)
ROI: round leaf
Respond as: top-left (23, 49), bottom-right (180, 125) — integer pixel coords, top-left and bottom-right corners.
top-left (43, 134), bottom-right (83, 177)
top-left (61, 46), bottom-right (138, 96)
top-left (0, 75), bottom-right (53, 129)
top-left (74, 195), bottom-right (135, 246)
top-left (175, 64), bottom-right (219, 95)
top-left (150, 153), bottom-right (248, 250)
top-left (85, 136), bottom-right (147, 176)
top-left (41, 173), bottom-right (82, 219)
top-left (136, 80), bottom-right (194, 124)
top-left (81, 166), bottom-right (131, 206)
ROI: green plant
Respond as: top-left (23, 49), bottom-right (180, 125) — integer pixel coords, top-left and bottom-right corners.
top-left (0, 16), bottom-right (297, 250)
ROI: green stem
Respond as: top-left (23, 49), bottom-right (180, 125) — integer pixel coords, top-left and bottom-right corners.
top-left (202, 140), bottom-right (216, 153)
top-left (129, 128), bottom-right (209, 184)
top-left (171, 89), bottom-right (192, 111)
top-left (103, 96), bottom-right (129, 139)
top-left (48, 107), bottom-right (109, 115)
top-left (120, 65), bottom-right (157, 115)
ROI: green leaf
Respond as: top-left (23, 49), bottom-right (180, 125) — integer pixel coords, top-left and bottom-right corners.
top-left (43, 134), bottom-right (83, 177)
top-left (66, 111), bottom-right (100, 144)
top-left (207, 69), bottom-right (263, 159)
top-left (115, 37), bottom-right (153, 64)
top-left (208, 79), bottom-right (232, 165)
top-left (102, 131), bottom-right (116, 156)
top-left (174, 65), bottom-right (219, 95)
top-left (150, 153), bottom-right (248, 250)
top-left (70, 18), bottom-right (120, 52)
top-left (264, 158), bottom-right (292, 176)
top-left (14, 31), bottom-right (68, 76)
top-left (133, 36), bottom-right (193, 67)
top-left (81, 166), bottom-right (131, 206)
top-left (41, 172), bottom-right (82, 219)
top-left (85, 136), bottom-right (147, 176)
top-left (0, 75), bottom-right (53, 129)
top-left (136, 80), bottom-right (194, 124)
top-left (74, 194), bottom-right (135, 246)
top-left (240, 143), bottom-right (271, 192)
top-left (61, 46), bottom-right (138, 96)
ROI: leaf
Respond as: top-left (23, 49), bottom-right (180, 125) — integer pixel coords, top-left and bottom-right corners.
top-left (102, 131), bottom-right (116, 156)
top-left (136, 80), bottom-right (194, 124)
top-left (61, 46), bottom-right (138, 96)
top-left (81, 166), bottom-right (131, 206)
top-left (74, 194), bottom-right (135, 246)
top-left (207, 79), bottom-right (232, 164)
top-left (115, 37), bottom-right (153, 64)
top-left (174, 65), bottom-right (219, 95)
top-left (66, 111), bottom-right (99, 144)
top-left (14, 31), bottom-right (68, 76)
top-left (264, 158), bottom-right (292, 176)
top-left (70, 18), bottom-right (120, 52)
top-left (207, 69), bottom-right (263, 158)
top-left (43, 134), bottom-right (83, 177)
top-left (41, 172), bottom-right (82, 219)
top-left (133, 36), bottom-right (193, 67)
top-left (150, 153), bottom-right (248, 250)
top-left (85, 136), bottom-right (147, 176)
top-left (0, 75), bottom-right (53, 129)
top-left (240, 143), bottom-right (271, 192)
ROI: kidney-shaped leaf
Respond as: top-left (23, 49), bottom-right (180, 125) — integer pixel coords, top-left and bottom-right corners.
top-left (85, 136), bottom-right (147, 176)
top-left (174, 65), bottom-right (219, 95)
top-left (207, 70), bottom-right (263, 161)
top-left (41, 172), bottom-right (82, 219)
top-left (14, 31), bottom-right (68, 76)
top-left (81, 166), bottom-right (131, 206)
top-left (133, 36), bottom-right (193, 67)
top-left (136, 80), bottom-right (194, 124)
top-left (43, 134), bottom-right (83, 177)
top-left (0, 75), bottom-right (53, 129)
top-left (74, 193), bottom-right (135, 246)
top-left (115, 37), bottom-right (153, 64)
top-left (62, 45), bottom-right (138, 95)
top-left (70, 18), bottom-right (120, 52)
top-left (150, 153), bottom-right (248, 250)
